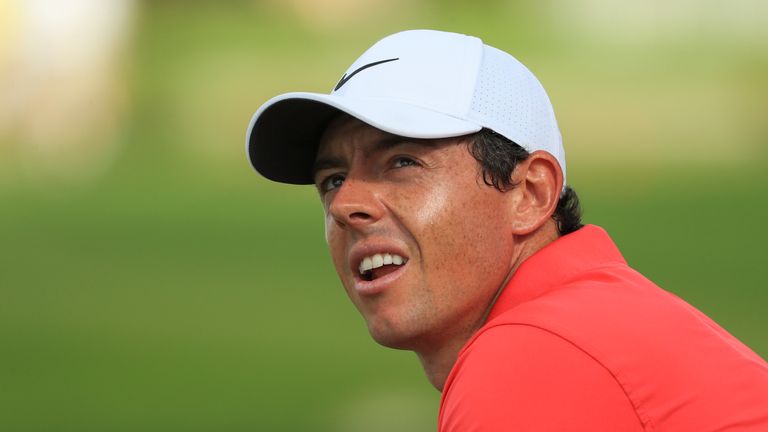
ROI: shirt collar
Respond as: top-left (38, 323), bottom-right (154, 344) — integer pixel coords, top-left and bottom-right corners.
top-left (486, 224), bottom-right (627, 322)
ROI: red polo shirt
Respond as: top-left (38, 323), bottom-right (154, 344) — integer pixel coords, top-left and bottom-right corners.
top-left (438, 225), bottom-right (768, 431)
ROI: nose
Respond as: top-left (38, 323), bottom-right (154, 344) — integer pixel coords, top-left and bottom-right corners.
top-left (327, 177), bottom-right (385, 229)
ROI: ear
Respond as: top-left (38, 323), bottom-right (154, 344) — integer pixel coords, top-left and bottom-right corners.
top-left (508, 151), bottom-right (563, 235)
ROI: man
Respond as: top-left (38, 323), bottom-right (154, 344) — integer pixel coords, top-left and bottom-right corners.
top-left (246, 30), bottom-right (768, 431)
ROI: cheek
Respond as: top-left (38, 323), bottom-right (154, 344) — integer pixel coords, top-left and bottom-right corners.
top-left (324, 214), bottom-right (348, 277)
top-left (412, 184), bottom-right (451, 229)
top-left (411, 182), bottom-right (514, 286)
top-left (324, 212), bottom-right (333, 244)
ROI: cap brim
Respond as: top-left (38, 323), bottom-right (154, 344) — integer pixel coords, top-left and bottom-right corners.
top-left (246, 92), bottom-right (482, 184)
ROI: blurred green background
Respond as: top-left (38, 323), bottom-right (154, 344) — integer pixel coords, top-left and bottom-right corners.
top-left (1, 1), bottom-right (766, 431)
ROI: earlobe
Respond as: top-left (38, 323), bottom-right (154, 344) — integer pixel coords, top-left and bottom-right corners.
top-left (508, 151), bottom-right (563, 235)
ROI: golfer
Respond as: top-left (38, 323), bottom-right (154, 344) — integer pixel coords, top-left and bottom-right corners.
top-left (246, 30), bottom-right (768, 431)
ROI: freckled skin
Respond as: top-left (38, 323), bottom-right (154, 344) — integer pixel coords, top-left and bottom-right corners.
top-left (315, 117), bottom-right (522, 361)
top-left (314, 115), bottom-right (564, 389)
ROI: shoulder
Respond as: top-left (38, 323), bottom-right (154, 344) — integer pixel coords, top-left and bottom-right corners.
top-left (438, 324), bottom-right (645, 432)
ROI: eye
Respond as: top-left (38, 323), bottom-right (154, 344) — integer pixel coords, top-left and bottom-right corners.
top-left (319, 173), bottom-right (345, 193)
top-left (393, 156), bottom-right (419, 168)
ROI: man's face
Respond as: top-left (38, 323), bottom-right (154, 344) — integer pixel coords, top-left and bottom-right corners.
top-left (314, 116), bottom-right (519, 352)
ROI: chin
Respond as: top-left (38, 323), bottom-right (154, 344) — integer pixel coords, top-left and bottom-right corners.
top-left (365, 317), bottom-right (427, 351)
top-left (369, 331), bottom-right (410, 350)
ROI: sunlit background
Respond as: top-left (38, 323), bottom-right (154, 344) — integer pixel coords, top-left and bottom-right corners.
top-left (1, 1), bottom-right (766, 431)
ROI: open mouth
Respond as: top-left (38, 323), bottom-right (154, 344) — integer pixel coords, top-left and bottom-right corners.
top-left (358, 253), bottom-right (407, 282)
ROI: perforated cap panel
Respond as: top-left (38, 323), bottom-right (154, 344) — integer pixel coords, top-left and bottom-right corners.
top-left (468, 45), bottom-right (565, 183)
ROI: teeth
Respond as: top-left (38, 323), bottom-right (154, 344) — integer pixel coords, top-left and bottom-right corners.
top-left (361, 257), bottom-right (373, 272)
top-left (358, 253), bottom-right (407, 275)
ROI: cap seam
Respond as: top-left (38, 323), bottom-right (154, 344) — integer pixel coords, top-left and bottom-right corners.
top-left (455, 36), bottom-right (484, 120)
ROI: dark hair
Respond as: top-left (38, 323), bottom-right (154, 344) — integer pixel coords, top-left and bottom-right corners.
top-left (466, 128), bottom-right (584, 235)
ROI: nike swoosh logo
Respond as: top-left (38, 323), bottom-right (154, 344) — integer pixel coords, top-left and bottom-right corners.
top-left (334, 58), bottom-right (399, 91)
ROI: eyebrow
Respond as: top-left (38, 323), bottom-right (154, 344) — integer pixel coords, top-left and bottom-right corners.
top-left (311, 135), bottom-right (435, 180)
top-left (312, 156), bottom-right (346, 179)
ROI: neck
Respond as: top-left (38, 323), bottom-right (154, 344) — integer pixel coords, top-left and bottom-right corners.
top-left (417, 220), bottom-right (560, 391)
top-left (416, 336), bottom-right (471, 391)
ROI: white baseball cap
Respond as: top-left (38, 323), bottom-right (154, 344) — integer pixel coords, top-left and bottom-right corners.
top-left (246, 29), bottom-right (565, 185)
